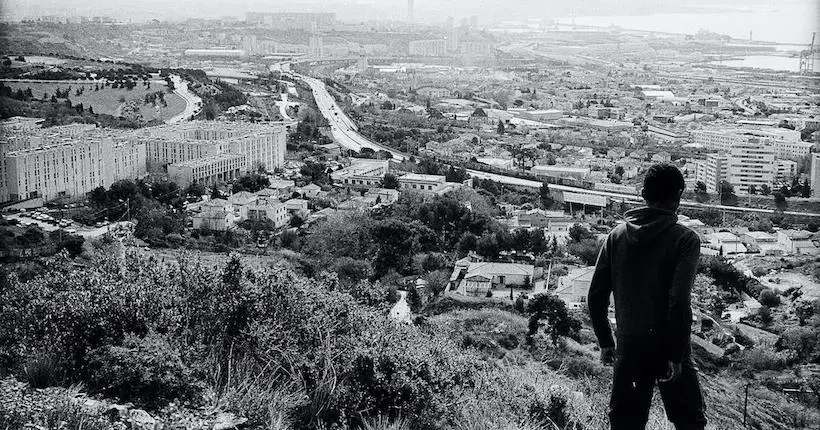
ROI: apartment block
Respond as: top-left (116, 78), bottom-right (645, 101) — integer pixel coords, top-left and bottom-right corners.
top-left (167, 153), bottom-right (246, 187)
top-left (727, 138), bottom-right (775, 195)
top-left (142, 121), bottom-right (287, 176)
top-left (409, 39), bottom-right (447, 57)
top-left (1, 123), bottom-right (146, 202)
top-left (693, 153), bottom-right (727, 194)
top-left (811, 154), bottom-right (820, 198)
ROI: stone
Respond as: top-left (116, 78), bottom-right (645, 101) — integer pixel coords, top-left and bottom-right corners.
top-left (129, 409), bottom-right (157, 430)
top-left (105, 404), bottom-right (129, 421)
top-left (212, 412), bottom-right (248, 430)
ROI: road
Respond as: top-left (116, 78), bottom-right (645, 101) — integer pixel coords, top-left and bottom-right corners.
top-left (296, 74), bottom-right (408, 160)
top-left (389, 290), bottom-right (412, 323)
top-left (294, 69), bottom-right (820, 219)
top-left (167, 75), bottom-right (201, 123)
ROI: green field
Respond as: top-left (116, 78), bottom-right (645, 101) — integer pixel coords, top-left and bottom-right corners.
top-left (4, 81), bottom-right (186, 122)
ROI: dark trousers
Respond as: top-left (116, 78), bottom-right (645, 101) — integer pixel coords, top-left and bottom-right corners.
top-left (609, 342), bottom-right (707, 430)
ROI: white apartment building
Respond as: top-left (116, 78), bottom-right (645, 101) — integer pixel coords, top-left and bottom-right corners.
top-left (409, 39), bottom-right (447, 57)
top-left (691, 128), bottom-right (810, 160)
top-left (143, 122), bottom-right (287, 175)
top-left (775, 160), bottom-right (797, 182)
top-left (727, 139), bottom-right (775, 195)
top-left (811, 154), bottom-right (820, 198)
top-left (167, 153), bottom-right (246, 187)
top-left (3, 132), bottom-right (146, 202)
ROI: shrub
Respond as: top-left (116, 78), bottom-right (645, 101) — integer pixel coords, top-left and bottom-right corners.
top-left (85, 332), bottom-right (195, 408)
top-left (23, 353), bottom-right (59, 388)
top-left (758, 289), bottom-right (781, 307)
top-left (740, 346), bottom-right (794, 371)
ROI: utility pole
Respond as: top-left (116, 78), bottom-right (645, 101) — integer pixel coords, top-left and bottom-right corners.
top-left (743, 382), bottom-right (749, 427)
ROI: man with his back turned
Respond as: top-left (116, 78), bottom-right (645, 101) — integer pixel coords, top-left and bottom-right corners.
top-left (588, 163), bottom-right (707, 429)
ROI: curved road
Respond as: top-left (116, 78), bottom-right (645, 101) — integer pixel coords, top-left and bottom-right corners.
top-left (167, 75), bottom-right (202, 123)
top-left (294, 71), bottom-right (820, 219)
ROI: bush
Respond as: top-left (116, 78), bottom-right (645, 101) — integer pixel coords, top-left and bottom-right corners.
top-left (758, 289), bottom-right (781, 307)
top-left (740, 346), bottom-right (794, 371)
top-left (85, 332), bottom-right (195, 408)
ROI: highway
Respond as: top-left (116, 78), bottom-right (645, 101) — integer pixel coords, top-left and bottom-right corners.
top-left (296, 74), bottom-right (408, 160)
top-left (167, 75), bottom-right (202, 123)
top-left (293, 70), bottom-right (820, 219)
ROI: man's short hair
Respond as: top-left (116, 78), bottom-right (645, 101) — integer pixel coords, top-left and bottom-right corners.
top-left (642, 163), bottom-right (685, 203)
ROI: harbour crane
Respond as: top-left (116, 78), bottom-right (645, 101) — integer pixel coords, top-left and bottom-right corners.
top-left (799, 32), bottom-right (815, 74)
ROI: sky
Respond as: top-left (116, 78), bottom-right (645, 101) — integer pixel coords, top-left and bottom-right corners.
top-left (2, 0), bottom-right (818, 44)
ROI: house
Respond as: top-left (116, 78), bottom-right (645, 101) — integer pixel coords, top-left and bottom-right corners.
top-left (452, 261), bottom-right (537, 296)
top-left (331, 159), bottom-right (389, 188)
top-left (628, 149), bottom-right (648, 160)
top-left (365, 187), bottom-right (400, 204)
top-left (606, 148), bottom-right (626, 160)
top-left (398, 173), bottom-right (446, 194)
top-left (262, 179), bottom-right (295, 199)
top-left (777, 230), bottom-right (820, 255)
top-left (651, 151), bottom-right (672, 163)
top-left (284, 198), bottom-right (309, 214)
top-left (554, 266), bottom-right (595, 304)
top-left (740, 231), bottom-right (783, 256)
top-left (193, 210), bottom-right (233, 231)
top-left (198, 198), bottom-right (234, 214)
top-left (246, 198), bottom-right (289, 228)
top-left (706, 232), bottom-right (747, 256)
top-left (295, 183), bottom-right (323, 199)
top-left (228, 191), bottom-right (258, 220)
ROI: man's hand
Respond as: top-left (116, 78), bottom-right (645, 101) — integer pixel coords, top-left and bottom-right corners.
top-left (600, 346), bottom-right (615, 366)
top-left (658, 361), bottom-right (682, 383)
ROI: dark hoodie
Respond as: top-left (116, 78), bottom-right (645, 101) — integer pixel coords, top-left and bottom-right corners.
top-left (588, 207), bottom-right (700, 364)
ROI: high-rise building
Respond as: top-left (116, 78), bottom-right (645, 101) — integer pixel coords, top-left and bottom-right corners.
top-left (811, 154), bottom-right (820, 197)
top-left (727, 138), bottom-right (775, 195)
top-left (309, 35), bottom-right (324, 58)
top-left (407, 0), bottom-right (414, 23)
top-left (409, 39), bottom-right (447, 57)
top-left (694, 153), bottom-right (728, 193)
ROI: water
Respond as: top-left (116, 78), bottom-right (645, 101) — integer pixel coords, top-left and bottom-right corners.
top-left (559, 1), bottom-right (819, 45)
top-left (709, 55), bottom-right (818, 72)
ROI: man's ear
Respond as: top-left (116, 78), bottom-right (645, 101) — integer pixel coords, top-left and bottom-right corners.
top-left (640, 187), bottom-right (647, 200)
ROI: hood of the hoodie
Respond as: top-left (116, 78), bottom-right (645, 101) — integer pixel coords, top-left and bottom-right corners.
top-left (622, 207), bottom-right (678, 246)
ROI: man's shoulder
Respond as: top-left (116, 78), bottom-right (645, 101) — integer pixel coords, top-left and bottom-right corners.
top-left (670, 222), bottom-right (701, 244)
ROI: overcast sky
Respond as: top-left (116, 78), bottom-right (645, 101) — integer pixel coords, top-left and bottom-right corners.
top-left (2, 0), bottom-right (818, 44)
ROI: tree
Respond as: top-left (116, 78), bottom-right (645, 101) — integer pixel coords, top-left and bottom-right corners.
top-left (758, 289), bottom-right (781, 307)
top-left (568, 224), bottom-right (594, 242)
top-left (748, 184), bottom-right (757, 195)
top-left (719, 181), bottom-right (737, 206)
top-left (614, 165), bottom-right (625, 177)
top-left (795, 300), bottom-right (817, 326)
top-left (476, 233), bottom-right (499, 259)
top-left (232, 173), bottom-right (270, 193)
top-left (381, 173), bottom-right (399, 189)
top-left (539, 183), bottom-right (553, 209)
top-left (496, 120), bottom-right (505, 135)
top-left (760, 184), bottom-right (771, 196)
top-left (802, 179), bottom-right (811, 198)
top-left (526, 294), bottom-right (581, 346)
top-left (774, 192), bottom-right (787, 211)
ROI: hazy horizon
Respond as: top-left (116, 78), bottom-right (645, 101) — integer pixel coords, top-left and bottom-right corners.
top-left (1, 0), bottom-right (818, 44)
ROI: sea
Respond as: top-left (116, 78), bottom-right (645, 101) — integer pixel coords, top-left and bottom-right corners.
top-left (558, 1), bottom-right (820, 72)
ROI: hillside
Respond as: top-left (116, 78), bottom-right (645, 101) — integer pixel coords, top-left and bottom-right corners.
top-left (0, 244), bottom-right (817, 430)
